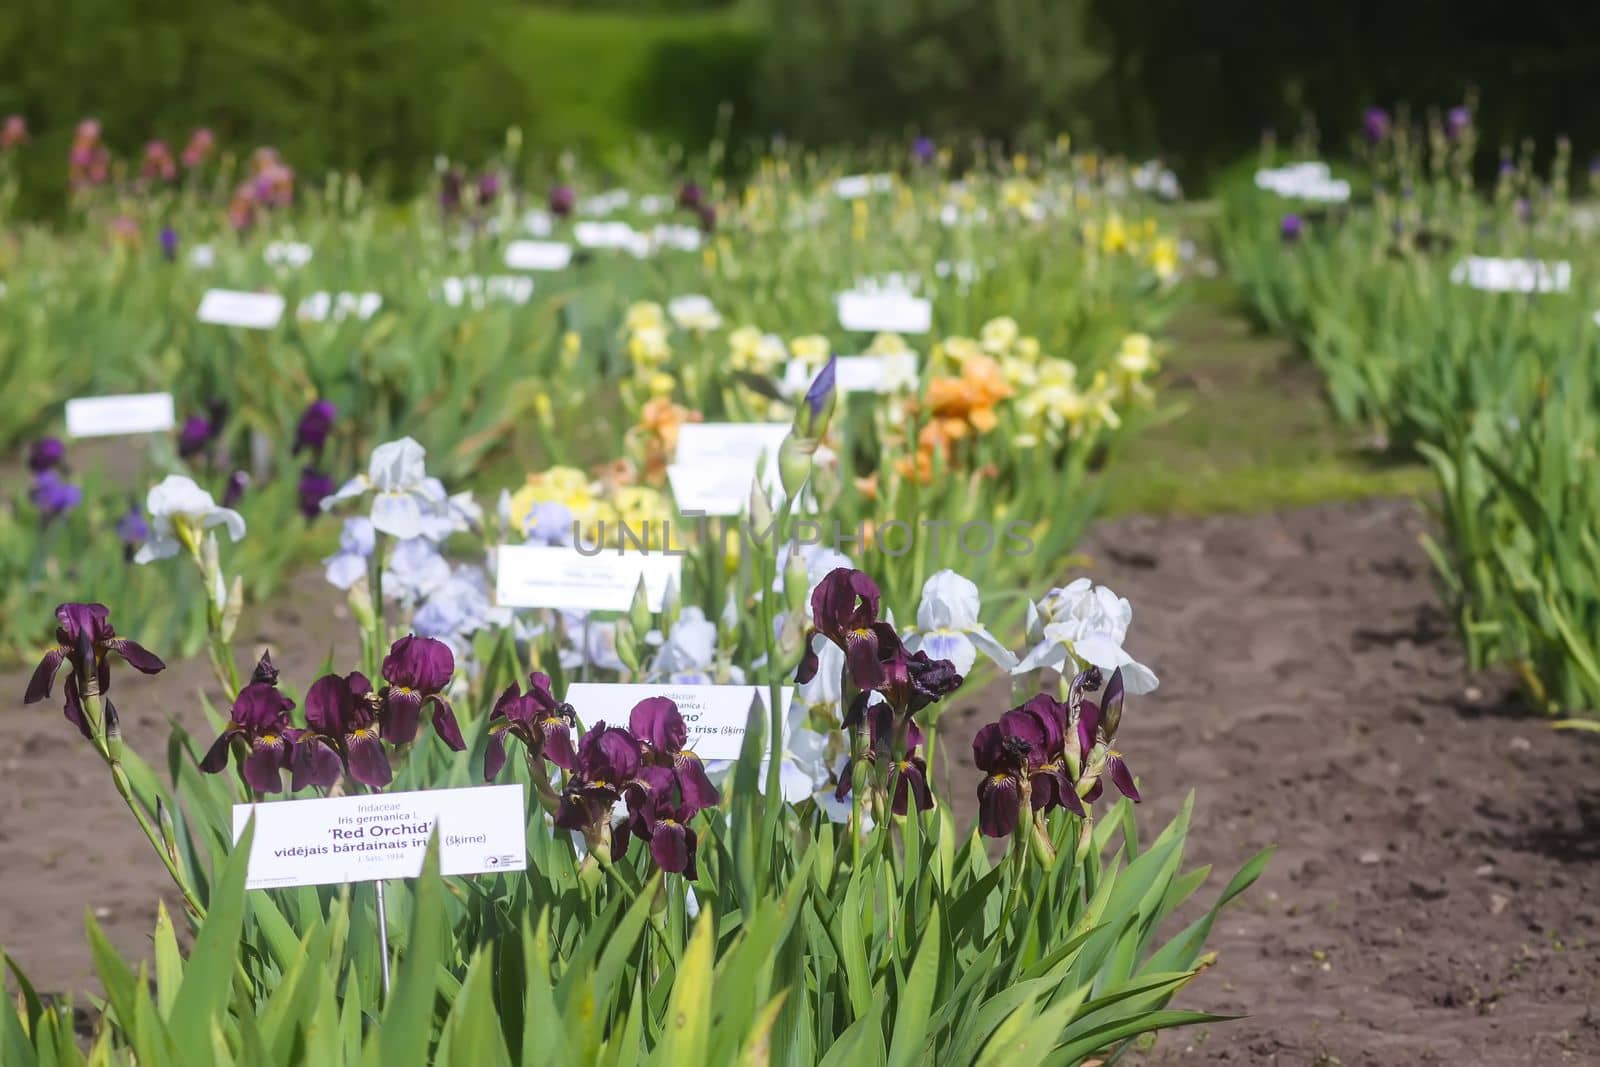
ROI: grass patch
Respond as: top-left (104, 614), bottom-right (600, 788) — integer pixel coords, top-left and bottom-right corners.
top-left (1102, 288), bottom-right (1434, 517)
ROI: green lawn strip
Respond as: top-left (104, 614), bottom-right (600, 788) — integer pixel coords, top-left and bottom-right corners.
top-left (1102, 289), bottom-right (1432, 517)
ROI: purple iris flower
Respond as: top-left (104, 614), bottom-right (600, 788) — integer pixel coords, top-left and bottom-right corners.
top-left (624, 764), bottom-right (702, 877)
top-left (799, 354), bottom-right (837, 439)
top-left (794, 567), bottom-right (903, 691)
top-left (440, 169), bottom-right (464, 213)
top-left (553, 721), bottom-right (642, 835)
top-left (912, 136), bottom-right (936, 164)
top-left (1076, 668), bottom-right (1139, 802)
top-left (629, 697), bottom-right (720, 814)
top-left (1446, 106), bottom-right (1472, 141)
top-left (833, 703), bottom-right (933, 816)
top-left (293, 399), bottom-right (337, 455)
top-left (525, 501), bottom-right (574, 545)
top-left (484, 671), bottom-right (578, 781)
top-left (159, 227), bottom-right (178, 262)
top-left (177, 416), bottom-right (213, 459)
top-left (1281, 213), bottom-right (1303, 242)
top-left (116, 501), bottom-right (149, 560)
top-left (549, 184), bottom-right (576, 217)
top-left (251, 649), bottom-right (279, 686)
top-left (199, 682), bottom-right (298, 793)
top-left (23, 603), bottom-right (165, 740)
top-left (291, 671), bottom-right (390, 790)
top-left (677, 181), bottom-right (703, 210)
top-left (297, 468), bottom-right (336, 520)
top-left (477, 172), bottom-right (500, 206)
top-left (378, 634), bottom-right (464, 749)
top-left (871, 646), bottom-right (963, 719)
top-left (28, 437), bottom-right (65, 472)
top-left (29, 471), bottom-right (82, 522)
top-left (1362, 107), bottom-right (1390, 144)
top-left (973, 706), bottom-right (1046, 838)
top-left (223, 470), bottom-right (249, 508)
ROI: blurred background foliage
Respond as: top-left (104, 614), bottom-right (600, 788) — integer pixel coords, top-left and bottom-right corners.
top-left (3, 0), bottom-right (1600, 208)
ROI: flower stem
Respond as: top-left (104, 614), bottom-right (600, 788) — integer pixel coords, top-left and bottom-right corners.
top-left (83, 685), bottom-right (207, 919)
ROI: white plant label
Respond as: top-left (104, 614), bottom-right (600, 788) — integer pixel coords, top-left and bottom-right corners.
top-left (197, 289), bottom-right (285, 330)
top-left (504, 240), bottom-right (573, 272)
top-left (1252, 162), bottom-right (1350, 203)
top-left (439, 275), bottom-right (534, 307)
top-left (64, 393), bottom-right (176, 438)
top-left (667, 462), bottom-right (779, 517)
top-left (263, 241), bottom-right (313, 269)
top-left (231, 785), bottom-right (526, 890)
top-left (651, 224), bottom-right (702, 252)
top-left (496, 544), bottom-right (681, 612)
top-left (787, 354), bottom-right (917, 395)
top-left (675, 422), bottom-right (791, 465)
top-left (299, 291), bottom-right (382, 322)
top-left (523, 210), bottom-right (555, 236)
top-left (833, 173), bottom-right (893, 199)
top-left (836, 291), bottom-right (932, 334)
top-left (564, 684), bottom-right (793, 760)
top-left (574, 221), bottom-right (642, 249)
top-left (1450, 256), bottom-right (1571, 294)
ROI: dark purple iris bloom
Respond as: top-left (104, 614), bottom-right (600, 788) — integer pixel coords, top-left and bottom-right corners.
top-left (629, 696), bottom-right (720, 814)
top-left (549, 184), bottom-right (576, 217)
top-left (223, 471), bottom-right (249, 509)
top-left (1498, 157), bottom-right (1515, 177)
top-left (159, 227), bottom-right (178, 262)
top-left (28, 437), bottom-right (65, 472)
top-left (1590, 155), bottom-right (1600, 176)
top-left (1515, 197), bottom-right (1531, 223)
top-left (199, 682), bottom-right (298, 792)
top-left (1076, 668), bottom-right (1138, 802)
top-left (833, 704), bottom-right (932, 815)
top-left (291, 671), bottom-right (390, 790)
top-left (297, 468), bottom-right (335, 520)
top-left (251, 649), bottom-right (279, 686)
top-left (972, 688), bottom-right (1103, 839)
top-left (24, 603), bottom-right (165, 740)
top-left (116, 501), bottom-right (149, 560)
top-left (177, 416), bottom-right (213, 459)
top-left (1446, 106), bottom-right (1472, 141)
top-left (440, 169), bottom-right (464, 213)
top-left (795, 567), bottom-right (903, 691)
top-left (973, 704), bottom-right (1048, 838)
top-left (879, 647), bottom-right (963, 715)
top-left (378, 635), bottom-right (464, 750)
top-left (677, 182), bottom-right (703, 210)
top-left (624, 764), bottom-right (701, 876)
top-left (1281, 213), bottom-right (1303, 243)
top-left (29, 471), bottom-right (81, 522)
top-left (912, 136), bottom-right (936, 164)
top-left (484, 671), bottom-right (579, 780)
top-left (1362, 107), bottom-right (1390, 144)
top-left (696, 203), bottom-right (716, 233)
top-left (293, 399), bottom-right (337, 456)
top-left (477, 172), bottom-right (501, 206)
top-left (553, 721), bottom-right (642, 834)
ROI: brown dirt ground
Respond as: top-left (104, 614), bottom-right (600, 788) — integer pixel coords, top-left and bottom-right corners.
top-left (4, 498), bottom-right (1598, 1064)
top-left (937, 498), bottom-right (1600, 1065)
